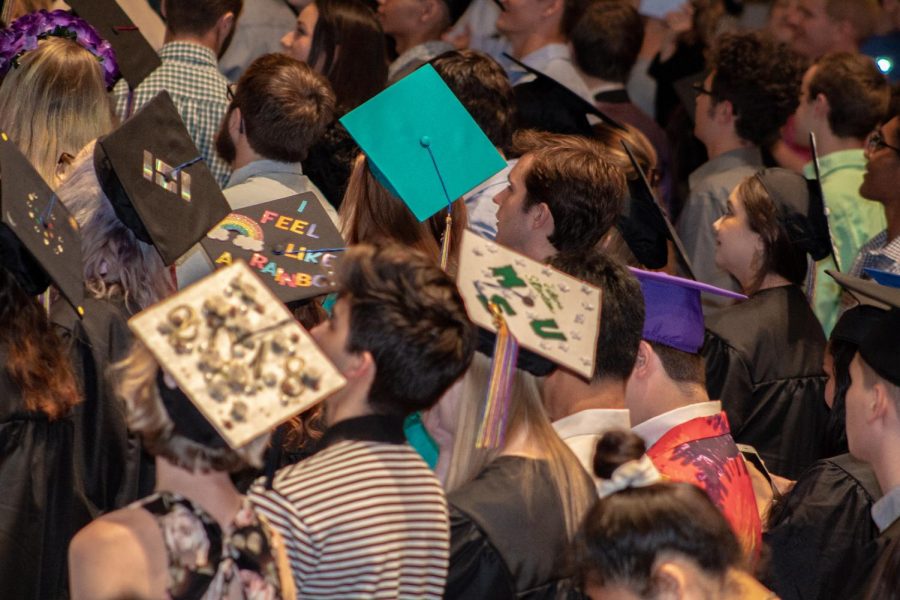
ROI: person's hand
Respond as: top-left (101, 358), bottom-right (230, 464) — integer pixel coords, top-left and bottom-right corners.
top-left (659, 2), bottom-right (694, 61)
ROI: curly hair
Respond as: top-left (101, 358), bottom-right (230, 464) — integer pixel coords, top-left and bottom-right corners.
top-left (0, 266), bottom-right (80, 419)
top-left (513, 130), bottom-right (627, 254)
top-left (709, 32), bottom-right (806, 146)
top-left (57, 141), bottom-right (174, 313)
top-left (338, 243), bottom-right (476, 416)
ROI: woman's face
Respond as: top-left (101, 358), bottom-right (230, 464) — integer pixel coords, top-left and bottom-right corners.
top-left (713, 189), bottom-right (762, 284)
top-left (281, 3), bottom-right (319, 64)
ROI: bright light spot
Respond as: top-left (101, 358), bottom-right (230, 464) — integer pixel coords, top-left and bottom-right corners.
top-left (876, 57), bottom-right (893, 74)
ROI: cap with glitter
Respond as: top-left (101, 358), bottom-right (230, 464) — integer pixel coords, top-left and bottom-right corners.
top-left (128, 260), bottom-right (347, 457)
top-left (93, 91), bottom-right (231, 266)
top-left (67, 0), bottom-right (161, 90)
top-left (630, 268), bottom-right (747, 353)
top-left (0, 132), bottom-right (85, 315)
top-left (200, 192), bottom-right (346, 303)
top-left (339, 64), bottom-right (506, 222)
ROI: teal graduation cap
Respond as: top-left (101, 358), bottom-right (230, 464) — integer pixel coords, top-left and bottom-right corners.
top-left (339, 64), bottom-right (507, 222)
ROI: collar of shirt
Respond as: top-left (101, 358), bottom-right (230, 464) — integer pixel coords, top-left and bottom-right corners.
top-left (226, 159), bottom-right (303, 188)
top-left (321, 414), bottom-right (407, 448)
top-left (689, 146), bottom-right (762, 188)
top-left (632, 401), bottom-right (723, 449)
top-left (872, 484), bottom-right (900, 533)
top-left (160, 41), bottom-right (219, 68)
top-left (802, 148), bottom-right (866, 179)
top-left (506, 43), bottom-right (568, 78)
top-left (852, 230), bottom-right (900, 276)
top-left (552, 409), bottom-right (631, 441)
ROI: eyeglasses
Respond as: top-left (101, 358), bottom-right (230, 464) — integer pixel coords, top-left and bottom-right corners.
top-left (691, 82), bottom-right (715, 97)
top-left (226, 83), bottom-right (237, 102)
top-left (866, 130), bottom-right (900, 156)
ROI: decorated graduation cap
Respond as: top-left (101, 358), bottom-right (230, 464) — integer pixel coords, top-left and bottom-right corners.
top-left (67, 0), bottom-right (161, 90)
top-left (621, 140), bottom-right (696, 278)
top-left (129, 260), bottom-right (347, 460)
top-left (0, 133), bottom-right (85, 315)
top-left (630, 268), bottom-right (746, 354)
top-left (754, 167), bottom-right (832, 262)
top-left (94, 91), bottom-right (231, 266)
top-left (503, 53), bottom-right (626, 136)
top-left (200, 193), bottom-right (346, 303)
top-left (340, 64), bottom-right (506, 223)
top-left (826, 269), bottom-right (900, 387)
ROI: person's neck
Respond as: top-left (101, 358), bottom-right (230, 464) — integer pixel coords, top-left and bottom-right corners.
top-left (522, 236), bottom-right (558, 263)
top-left (324, 387), bottom-right (374, 428)
top-left (154, 458), bottom-right (244, 527)
top-left (392, 29), bottom-right (440, 56)
top-left (703, 134), bottom-right (752, 161)
top-left (885, 201), bottom-right (900, 240)
top-left (232, 142), bottom-right (264, 173)
top-left (165, 32), bottom-right (219, 54)
top-left (508, 30), bottom-right (565, 60)
top-left (815, 127), bottom-right (864, 157)
top-left (633, 378), bottom-right (710, 426)
top-left (544, 374), bottom-right (626, 422)
top-left (872, 437), bottom-right (900, 495)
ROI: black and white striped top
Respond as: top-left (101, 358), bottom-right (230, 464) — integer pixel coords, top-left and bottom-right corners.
top-left (249, 415), bottom-right (449, 598)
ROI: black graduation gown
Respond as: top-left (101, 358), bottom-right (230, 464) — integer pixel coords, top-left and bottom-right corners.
top-left (445, 456), bottom-right (594, 600)
top-left (52, 294), bottom-right (155, 516)
top-left (0, 351), bottom-right (92, 599)
top-left (764, 454), bottom-right (882, 600)
top-left (702, 285), bottom-right (829, 479)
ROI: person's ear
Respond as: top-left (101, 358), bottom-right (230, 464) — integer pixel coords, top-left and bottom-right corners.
top-left (714, 98), bottom-right (735, 126)
top-left (344, 349), bottom-right (376, 383)
top-left (542, 0), bottom-right (564, 18)
top-left (632, 340), bottom-right (653, 380)
top-left (229, 106), bottom-right (244, 136)
top-left (531, 201), bottom-right (554, 232)
top-left (652, 561), bottom-right (689, 600)
top-left (217, 11), bottom-right (236, 42)
top-left (869, 381), bottom-right (893, 424)
top-left (812, 93), bottom-right (830, 121)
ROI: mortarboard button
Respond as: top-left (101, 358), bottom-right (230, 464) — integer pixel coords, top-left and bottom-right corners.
top-left (630, 268), bottom-right (746, 354)
top-left (0, 132), bottom-right (85, 316)
top-left (93, 91), bottom-right (231, 266)
top-left (67, 0), bottom-right (161, 90)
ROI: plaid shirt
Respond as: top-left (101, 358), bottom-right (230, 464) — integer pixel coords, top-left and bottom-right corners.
top-left (113, 41), bottom-right (231, 187)
top-left (850, 230), bottom-right (900, 277)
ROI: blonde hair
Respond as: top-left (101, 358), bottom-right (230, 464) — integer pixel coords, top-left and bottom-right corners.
top-left (445, 353), bottom-right (596, 538)
top-left (57, 140), bottom-right (174, 313)
top-left (114, 341), bottom-right (266, 472)
top-left (0, 37), bottom-right (116, 188)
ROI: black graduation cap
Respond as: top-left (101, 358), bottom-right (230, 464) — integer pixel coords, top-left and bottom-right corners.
top-left (502, 52), bottom-right (626, 136)
top-left (673, 71), bottom-right (708, 125)
top-left (0, 133), bottom-right (85, 315)
top-left (621, 139), bottom-right (696, 279)
top-left (809, 132), bottom-right (843, 271)
top-left (93, 91), bottom-right (231, 266)
top-left (67, 0), bottom-right (161, 90)
top-left (755, 168), bottom-right (832, 262)
top-left (200, 192), bottom-right (346, 303)
top-left (827, 269), bottom-right (900, 387)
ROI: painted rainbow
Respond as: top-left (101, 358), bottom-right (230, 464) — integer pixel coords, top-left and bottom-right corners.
top-left (215, 213), bottom-right (264, 240)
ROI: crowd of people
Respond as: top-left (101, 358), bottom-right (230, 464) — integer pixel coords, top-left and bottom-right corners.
top-left (0, 0), bottom-right (899, 598)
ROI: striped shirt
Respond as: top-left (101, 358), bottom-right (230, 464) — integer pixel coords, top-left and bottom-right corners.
top-left (113, 41), bottom-right (232, 187)
top-left (249, 415), bottom-right (449, 599)
top-left (850, 230), bottom-right (900, 277)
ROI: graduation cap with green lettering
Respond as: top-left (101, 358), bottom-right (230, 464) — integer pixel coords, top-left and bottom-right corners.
top-left (94, 91), bottom-right (231, 266)
top-left (200, 192), bottom-right (346, 303)
top-left (0, 132), bottom-right (85, 315)
top-left (340, 64), bottom-right (507, 223)
top-left (67, 0), bottom-right (161, 90)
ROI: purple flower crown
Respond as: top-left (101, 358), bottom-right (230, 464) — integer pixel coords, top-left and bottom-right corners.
top-left (0, 10), bottom-right (119, 88)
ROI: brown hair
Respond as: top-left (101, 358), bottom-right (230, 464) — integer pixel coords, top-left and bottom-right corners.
top-left (571, 0), bottom-right (644, 84)
top-left (338, 244), bottom-right (476, 417)
top-left (513, 130), bottom-right (626, 254)
top-left (736, 175), bottom-right (808, 291)
top-left (339, 156), bottom-right (467, 272)
top-left (650, 341), bottom-right (706, 386)
top-left (0, 267), bottom-right (80, 419)
top-left (431, 50), bottom-right (516, 153)
top-left (163, 0), bottom-right (242, 36)
top-left (825, 0), bottom-right (879, 43)
top-left (233, 53), bottom-right (336, 162)
top-left (809, 53), bottom-right (890, 140)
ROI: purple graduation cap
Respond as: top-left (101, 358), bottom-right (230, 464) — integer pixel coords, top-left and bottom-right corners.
top-left (630, 268), bottom-right (746, 353)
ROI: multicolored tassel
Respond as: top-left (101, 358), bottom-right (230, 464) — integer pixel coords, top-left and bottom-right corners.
top-left (476, 302), bottom-right (519, 449)
top-left (439, 211), bottom-right (452, 271)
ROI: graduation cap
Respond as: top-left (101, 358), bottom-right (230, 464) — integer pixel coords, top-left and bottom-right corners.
top-left (673, 71), bottom-right (708, 126)
top-left (200, 192), bottom-right (346, 303)
top-left (0, 133), bottom-right (85, 315)
top-left (340, 64), bottom-right (506, 223)
top-left (67, 0), bottom-right (161, 90)
top-left (630, 268), bottom-right (746, 353)
top-left (457, 229), bottom-right (602, 380)
top-left (94, 91), bottom-right (231, 266)
top-left (808, 132), bottom-right (842, 270)
top-left (128, 260), bottom-right (347, 457)
top-left (754, 168), bottom-right (832, 262)
top-left (621, 139), bottom-right (695, 277)
top-left (826, 269), bottom-right (900, 387)
top-left (502, 52), bottom-right (626, 136)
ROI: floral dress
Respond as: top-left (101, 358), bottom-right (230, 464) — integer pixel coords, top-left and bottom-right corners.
top-left (135, 492), bottom-right (294, 600)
